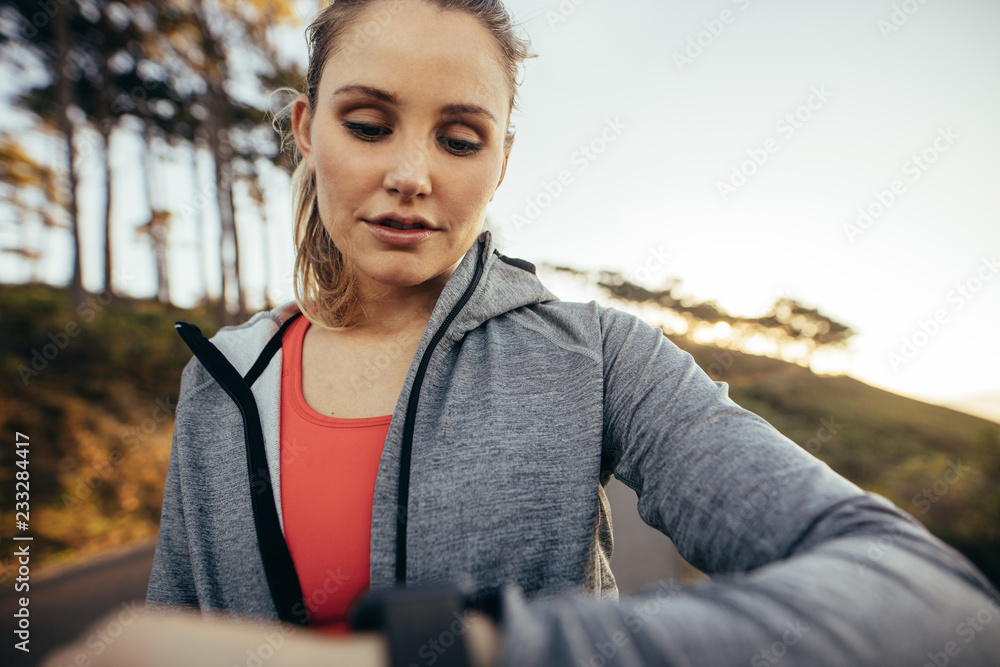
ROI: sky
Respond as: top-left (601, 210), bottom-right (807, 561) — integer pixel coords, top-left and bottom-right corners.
top-left (2, 0), bottom-right (999, 421)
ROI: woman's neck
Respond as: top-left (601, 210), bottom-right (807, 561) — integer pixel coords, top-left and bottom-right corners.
top-left (349, 266), bottom-right (454, 337)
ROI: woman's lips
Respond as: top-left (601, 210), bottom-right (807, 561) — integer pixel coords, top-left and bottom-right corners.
top-left (366, 221), bottom-right (436, 247)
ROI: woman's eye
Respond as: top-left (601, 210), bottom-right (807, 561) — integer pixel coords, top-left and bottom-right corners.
top-left (343, 121), bottom-right (389, 141)
top-left (441, 136), bottom-right (482, 156)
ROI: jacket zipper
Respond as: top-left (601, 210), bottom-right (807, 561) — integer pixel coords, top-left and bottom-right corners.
top-left (395, 249), bottom-right (487, 583)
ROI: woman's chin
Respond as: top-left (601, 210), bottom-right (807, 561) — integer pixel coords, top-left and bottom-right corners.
top-left (361, 264), bottom-right (451, 291)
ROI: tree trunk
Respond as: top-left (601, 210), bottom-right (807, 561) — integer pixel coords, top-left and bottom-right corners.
top-left (189, 0), bottom-right (246, 326)
top-left (100, 124), bottom-right (114, 294)
top-left (256, 168), bottom-right (274, 311)
top-left (231, 162), bottom-right (245, 319)
top-left (97, 43), bottom-right (115, 295)
top-left (54, 0), bottom-right (85, 308)
top-left (140, 126), bottom-right (160, 300)
top-left (154, 215), bottom-right (170, 304)
top-left (207, 94), bottom-right (242, 326)
top-left (189, 142), bottom-right (209, 308)
top-left (141, 126), bottom-right (170, 304)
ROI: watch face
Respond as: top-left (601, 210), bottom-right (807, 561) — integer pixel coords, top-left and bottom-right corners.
top-left (353, 582), bottom-right (475, 667)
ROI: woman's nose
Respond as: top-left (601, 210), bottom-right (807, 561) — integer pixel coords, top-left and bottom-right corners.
top-left (383, 139), bottom-right (432, 200)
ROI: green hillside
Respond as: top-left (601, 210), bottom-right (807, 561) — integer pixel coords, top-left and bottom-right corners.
top-left (0, 284), bottom-right (218, 575)
top-left (1, 284), bottom-right (998, 588)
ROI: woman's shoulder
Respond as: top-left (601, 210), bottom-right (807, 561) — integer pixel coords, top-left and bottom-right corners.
top-left (518, 298), bottom-right (660, 336)
top-left (497, 298), bottom-right (669, 361)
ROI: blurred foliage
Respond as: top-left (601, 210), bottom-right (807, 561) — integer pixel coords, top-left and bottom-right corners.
top-left (0, 283), bottom-right (217, 574)
top-left (570, 266), bottom-right (854, 347)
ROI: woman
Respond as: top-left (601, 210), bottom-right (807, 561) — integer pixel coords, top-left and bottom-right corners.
top-left (138, 0), bottom-right (1000, 665)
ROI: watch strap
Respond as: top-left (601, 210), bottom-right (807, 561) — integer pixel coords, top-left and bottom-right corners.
top-left (350, 580), bottom-right (503, 667)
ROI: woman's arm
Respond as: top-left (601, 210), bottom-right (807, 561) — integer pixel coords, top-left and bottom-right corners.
top-left (39, 608), bottom-right (504, 667)
top-left (495, 306), bottom-right (1000, 666)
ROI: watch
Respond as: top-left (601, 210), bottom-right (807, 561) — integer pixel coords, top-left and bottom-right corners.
top-left (348, 579), bottom-right (503, 667)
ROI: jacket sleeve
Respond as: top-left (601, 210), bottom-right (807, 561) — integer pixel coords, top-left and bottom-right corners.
top-left (496, 306), bottom-right (1000, 666)
top-left (145, 358), bottom-right (201, 614)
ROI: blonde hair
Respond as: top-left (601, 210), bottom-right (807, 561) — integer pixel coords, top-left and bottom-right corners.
top-left (272, 0), bottom-right (535, 329)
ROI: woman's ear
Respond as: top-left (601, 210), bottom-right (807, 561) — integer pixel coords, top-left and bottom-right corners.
top-left (291, 93), bottom-right (316, 173)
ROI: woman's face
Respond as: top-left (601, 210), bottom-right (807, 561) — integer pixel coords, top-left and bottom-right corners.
top-left (292, 0), bottom-right (512, 297)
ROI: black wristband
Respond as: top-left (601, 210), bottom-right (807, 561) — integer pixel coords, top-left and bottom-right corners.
top-left (349, 580), bottom-right (503, 667)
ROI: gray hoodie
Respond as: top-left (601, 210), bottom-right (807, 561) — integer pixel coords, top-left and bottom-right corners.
top-left (147, 230), bottom-right (1000, 666)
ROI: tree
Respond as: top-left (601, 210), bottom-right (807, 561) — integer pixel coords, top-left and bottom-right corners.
top-left (0, 0), bottom-right (89, 306)
top-left (150, 0), bottom-right (298, 324)
top-left (547, 266), bottom-right (856, 363)
top-left (3, 0), bottom-right (300, 326)
top-left (0, 133), bottom-right (68, 282)
top-left (137, 124), bottom-right (172, 303)
top-left (2, 0), bottom-right (179, 299)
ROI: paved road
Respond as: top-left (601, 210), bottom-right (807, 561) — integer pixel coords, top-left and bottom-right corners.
top-left (1, 476), bottom-right (703, 666)
top-left (604, 476), bottom-right (706, 595)
top-left (1, 539), bottom-right (157, 667)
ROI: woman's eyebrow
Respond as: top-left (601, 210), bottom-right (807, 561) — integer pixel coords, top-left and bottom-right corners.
top-left (332, 84), bottom-right (397, 105)
top-left (441, 103), bottom-right (497, 124)
top-left (331, 84), bottom-right (497, 124)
